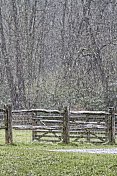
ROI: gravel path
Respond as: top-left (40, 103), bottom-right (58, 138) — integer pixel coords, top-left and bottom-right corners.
top-left (49, 148), bottom-right (117, 154)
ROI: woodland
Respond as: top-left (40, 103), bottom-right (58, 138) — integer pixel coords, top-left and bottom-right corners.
top-left (0, 0), bottom-right (117, 110)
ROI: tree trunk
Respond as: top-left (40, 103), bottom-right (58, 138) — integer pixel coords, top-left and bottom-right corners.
top-left (0, 7), bottom-right (18, 109)
top-left (11, 0), bottom-right (26, 109)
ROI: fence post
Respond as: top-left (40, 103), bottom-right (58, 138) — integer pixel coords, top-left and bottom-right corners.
top-left (32, 112), bottom-right (36, 141)
top-left (4, 104), bottom-right (13, 144)
top-left (108, 107), bottom-right (115, 144)
top-left (62, 106), bottom-right (70, 144)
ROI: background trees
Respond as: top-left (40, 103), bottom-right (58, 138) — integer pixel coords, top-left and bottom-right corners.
top-left (0, 0), bottom-right (117, 110)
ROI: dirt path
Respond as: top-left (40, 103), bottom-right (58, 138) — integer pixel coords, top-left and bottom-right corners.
top-left (49, 148), bottom-right (117, 154)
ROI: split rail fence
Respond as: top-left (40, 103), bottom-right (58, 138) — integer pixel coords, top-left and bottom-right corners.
top-left (0, 105), bottom-right (117, 144)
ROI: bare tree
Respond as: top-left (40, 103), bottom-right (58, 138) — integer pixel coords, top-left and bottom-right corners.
top-left (11, 0), bottom-right (26, 109)
top-left (0, 6), bottom-right (18, 108)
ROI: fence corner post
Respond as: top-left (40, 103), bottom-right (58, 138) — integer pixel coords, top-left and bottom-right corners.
top-left (62, 106), bottom-right (70, 144)
top-left (108, 107), bottom-right (115, 144)
top-left (4, 104), bottom-right (13, 144)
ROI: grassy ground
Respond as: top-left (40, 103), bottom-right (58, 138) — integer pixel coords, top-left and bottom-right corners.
top-left (0, 143), bottom-right (117, 176)
top-left (0, 130), bottom-right (117, 175)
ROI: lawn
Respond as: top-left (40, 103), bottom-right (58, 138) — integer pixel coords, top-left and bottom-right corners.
top-left (0, 143), bottom-right (117, 176)
top-left (0, 130), bottom-right (117, 175)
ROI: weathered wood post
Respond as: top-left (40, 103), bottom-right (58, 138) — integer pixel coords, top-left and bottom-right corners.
top-left (108, 107), bottom-right (115, 144)
top-left (32, 111), bottom-right (36, 141)
top-left (4, 104), bottom-right (13, 144)
top-left (62, 106), bottom-right (70, 144)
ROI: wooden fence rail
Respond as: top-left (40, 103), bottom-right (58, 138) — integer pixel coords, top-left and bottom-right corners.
top-left (69, 108), bottom-right (116, 144)
top-left (0, 105), bottom-right (117, 144)
top-left (12, 106), bottom-right (116, 144)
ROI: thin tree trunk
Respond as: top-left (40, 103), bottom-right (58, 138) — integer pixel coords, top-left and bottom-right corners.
top-left (11, 0), bottom-right (26, 109)
top-left (0, 7), bottom-right (18, 109)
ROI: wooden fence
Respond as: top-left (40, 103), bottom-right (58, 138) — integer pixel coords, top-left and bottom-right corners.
top-left (0, 105), bottom-right (117, 144)
top-left (0, 104), bottom-right (12, 144)
top-left (31, 107), bottom-right (116, 144)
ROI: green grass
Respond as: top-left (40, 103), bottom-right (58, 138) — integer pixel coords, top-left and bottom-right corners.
top-left (0, 144), bottom-right (117, 176)
top-left (0, 130), bottom-right (117, 175)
